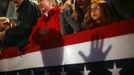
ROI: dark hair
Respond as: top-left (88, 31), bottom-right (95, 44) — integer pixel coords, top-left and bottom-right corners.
top-left (71, 1), bottom-right (84, 22)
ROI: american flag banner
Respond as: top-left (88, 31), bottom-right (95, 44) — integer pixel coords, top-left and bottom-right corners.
top-left (0, 19), bottom-right (134, 75)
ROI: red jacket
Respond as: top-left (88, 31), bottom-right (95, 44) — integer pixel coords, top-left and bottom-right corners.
top-left (29, 6), bottom-right (62, 49)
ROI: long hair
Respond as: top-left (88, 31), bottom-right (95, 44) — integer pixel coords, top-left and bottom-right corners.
top-left (83, 0), bottom-right (117, 29)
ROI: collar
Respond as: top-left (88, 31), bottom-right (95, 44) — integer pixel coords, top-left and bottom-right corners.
top-left (44, 6), bottom-right (60, 17)
top-left (43, 6), bottom-right (60, 21)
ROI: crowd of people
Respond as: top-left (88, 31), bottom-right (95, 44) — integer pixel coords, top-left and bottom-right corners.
top-left (0, 0), bottom-right (41, 52)
top-left (0, 0), bottom-right (133, 52)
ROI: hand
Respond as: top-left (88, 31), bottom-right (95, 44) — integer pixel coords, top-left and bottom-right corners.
top-left (0, 31), bottom-right (6, 41)
top-left (79, 33), bottom-right (112, 61)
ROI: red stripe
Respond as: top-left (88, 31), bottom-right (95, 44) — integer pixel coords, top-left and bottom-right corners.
top-left (63, 18), bottom-right (134, 45)
top-left (0, 19), bottom-right (134, 59)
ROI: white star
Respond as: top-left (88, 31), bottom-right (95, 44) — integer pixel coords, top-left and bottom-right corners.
top-left (44, 69), bottom-right (49, 75)
top-left (30, 70), bottom-right (35, 75)
top-left (60, 67), bottom-right (67, 75)
top-left (108, 63), bottom-right (122, 75)
top-left (80, 65), bottom-right (91, 75)
top-left (17, 72), bottom-right (19, 75)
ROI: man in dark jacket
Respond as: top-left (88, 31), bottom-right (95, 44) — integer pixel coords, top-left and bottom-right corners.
top-left (0, 0), bottom-right (41, 52)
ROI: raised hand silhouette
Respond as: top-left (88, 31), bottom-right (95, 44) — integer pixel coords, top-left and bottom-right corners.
top-left (79, 33), bottom-right (112, 62)
top-left (78, 33), bottom-right (112, 75)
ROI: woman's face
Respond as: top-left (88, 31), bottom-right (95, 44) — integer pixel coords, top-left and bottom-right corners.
top-left (38, 0), bottom-right (50, 13)
top-left (90, 3), bottom-right (102, 20)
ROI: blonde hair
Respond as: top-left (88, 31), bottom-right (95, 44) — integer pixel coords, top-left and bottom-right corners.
top-left (91, 0), bottom-right (106, 4)
top-left (0, 17), bottom-right (9, 23)
top-left (0, 17), bottom-right (16, 31)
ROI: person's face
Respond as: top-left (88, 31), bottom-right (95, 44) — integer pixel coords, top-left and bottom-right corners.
top-left (90, 3), bottom-right (102, 20)
top-left (38, 0), bottom-right (51, 13)
top-left (0, 19), bottom-right (10, 31)
top-left (14, 0), bottom-right (24, 7)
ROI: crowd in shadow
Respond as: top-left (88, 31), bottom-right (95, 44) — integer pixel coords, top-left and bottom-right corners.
top-left (0, 0), bottom-right (133, 75)
top-left (0, 0), bottom-right (133, 52)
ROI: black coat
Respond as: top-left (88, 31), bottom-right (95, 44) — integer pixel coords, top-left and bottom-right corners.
top-left (1, 0), bottom-right (41, 49)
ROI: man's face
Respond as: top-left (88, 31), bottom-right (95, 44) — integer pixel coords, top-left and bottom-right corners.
top-left (38, 0), bottom-right (51, 13)
top-left (14, 0), bottom-right (24, 6)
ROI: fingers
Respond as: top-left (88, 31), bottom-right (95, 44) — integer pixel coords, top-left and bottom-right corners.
top-left (91, 33), bottom-right (104, 49)
top-left (79, 51), bottom-right (87, 60)
top-left (104, 45), bottom-right (112, 56)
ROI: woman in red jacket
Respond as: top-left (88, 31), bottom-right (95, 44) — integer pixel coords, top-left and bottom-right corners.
top-left (29, 0), bottom-right (62, 49)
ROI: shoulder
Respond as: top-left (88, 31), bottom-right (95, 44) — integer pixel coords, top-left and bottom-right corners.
top-left (62, 8), bottom-right (71, 13)
top-left (29, 1), bottom-right (38, 6)
top-left (53, 6), bottom-right (61, 12)
top-left (61, 8), bottom-right (71, 16)
top-left (24, 0), bottom-right (38, 8)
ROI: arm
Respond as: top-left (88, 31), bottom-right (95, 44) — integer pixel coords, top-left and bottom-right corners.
top-left (62, 8), bottom-right (83, 33)
top-left (28, 23), bottom-right (40, 44)
top-left (5, 1), bottom-right (41, 42)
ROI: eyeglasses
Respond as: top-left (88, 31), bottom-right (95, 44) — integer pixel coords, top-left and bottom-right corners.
top-left (90, 6), bottom-right (101, 12)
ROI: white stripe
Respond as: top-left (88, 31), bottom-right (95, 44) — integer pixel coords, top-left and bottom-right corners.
top-left (0, 33), bottom-right (134, 71)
